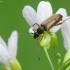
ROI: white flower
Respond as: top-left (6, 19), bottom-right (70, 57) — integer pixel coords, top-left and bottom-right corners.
top-left (61, 16), bottom-right (70, 51)
top-left (22, 1), bottom-right (67, 35)
top-left (61, 16), bottom-right (70, 64)
top-left (0, 31), bottom-right (18, 69)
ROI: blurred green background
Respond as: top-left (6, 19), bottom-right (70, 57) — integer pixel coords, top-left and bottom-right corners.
top-left (0, 0), bottom-right (70, 70)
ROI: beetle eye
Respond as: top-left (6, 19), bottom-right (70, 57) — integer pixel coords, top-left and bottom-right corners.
top-left (34, 32), bottom-right (39, 38)
top-left (30, 32), bottom-right (34, 36)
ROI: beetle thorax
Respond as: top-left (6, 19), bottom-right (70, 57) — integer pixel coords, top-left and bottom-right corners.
top-left (37, 26), bottom-right (45, 34)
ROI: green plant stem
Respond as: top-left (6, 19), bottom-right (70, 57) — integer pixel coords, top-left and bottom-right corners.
top-left (59, 58), bottom-right (70, 70)
top-left (53, 47), bottom-right (59, 70)
top-left (44, 47), bottom-right (54, 70)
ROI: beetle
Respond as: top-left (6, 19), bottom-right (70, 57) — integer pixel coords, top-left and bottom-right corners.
top-left (22, 4), bottom-right (70, 39)
top-left (32, 14), bottom-right (62, 38)
top-left (22, 2), bottom-right (69, 60)
top-left (22, 5), bottom-right (70, 48)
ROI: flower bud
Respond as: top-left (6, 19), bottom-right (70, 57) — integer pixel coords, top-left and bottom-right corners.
top-left (57, 59), bottom-right (61, 65)
top-left (38, 31), bottom-right (51, 49)
top-left (63, 50), bottom-right (70, 63)
top-left (57, 53), bottom-right (61, 59)
top-left (10, 59), bottom-right (22, 70)
top-left (51, 33), bottom-right (58, 48)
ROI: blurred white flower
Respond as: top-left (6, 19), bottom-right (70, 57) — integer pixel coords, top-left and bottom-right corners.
top-left (22, 1), bottom-right (67, 35)
top-left (0, 31), bottom-right (21, 70)
top-left (61, 16), bottom-right (70, 63)
top-left (61, 17), bottom-right (70, 51)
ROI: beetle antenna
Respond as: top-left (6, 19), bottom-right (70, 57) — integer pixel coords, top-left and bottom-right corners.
top-left (6, 32), bottom-right (30, 42)
top-left (36, 38), bottom-right (40, 60)
top-left (19, 32), bottom-right (30, 35)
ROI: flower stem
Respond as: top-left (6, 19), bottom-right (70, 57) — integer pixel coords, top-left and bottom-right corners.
top-left (59, 58), bottom-right (70, 70)
top-left (53, 47), bottom-right (59, 70)
top-left (44, 47), bottom-right (54, 70)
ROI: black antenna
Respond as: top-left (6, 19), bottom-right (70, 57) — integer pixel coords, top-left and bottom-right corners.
top-left (36, 38), bottom-right (40, 60)
top-left (19, 32), bottom-right (29, 35)
top-left (19, 32), bottom-right (34, 35)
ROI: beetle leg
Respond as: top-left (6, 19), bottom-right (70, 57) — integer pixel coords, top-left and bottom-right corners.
top-left (38, 33), bottom-right (44, 45)
top-left (33, 23), bottom-right (40, 27)
top-left (33, 29), bottom-right (37, 32)
top-left (55, 18), bottom-right (70, 26)
top-left (54, 23), bottom-right (62, 26)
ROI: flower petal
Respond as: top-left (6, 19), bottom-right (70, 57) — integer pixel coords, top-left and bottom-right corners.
top-left (50, 8), bottom-right (67, 32)
top-left (61, 17), bottom-right (70, 51)
top-left (8, 31), bottom-right (18, 60)
top-left (29, 27), bottom-right (34, 36)
top-left (56, 8), bottom-right (67, 20)
top-left (0, 44), bottom-right (10, 66)
top-left (37, 1), bottom-right (53, 24)
top-left (0, 37), bottom-right (7, 50)
top-left (50, 25), bottom-right (61, 33)
top-left (22, 6), bottom-right (37, 28)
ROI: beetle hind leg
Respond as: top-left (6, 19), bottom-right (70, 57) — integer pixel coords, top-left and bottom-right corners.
top-left (55, 18), bottom-right (70, 26)
top-left (54, 23), bottom-right (62, 26)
